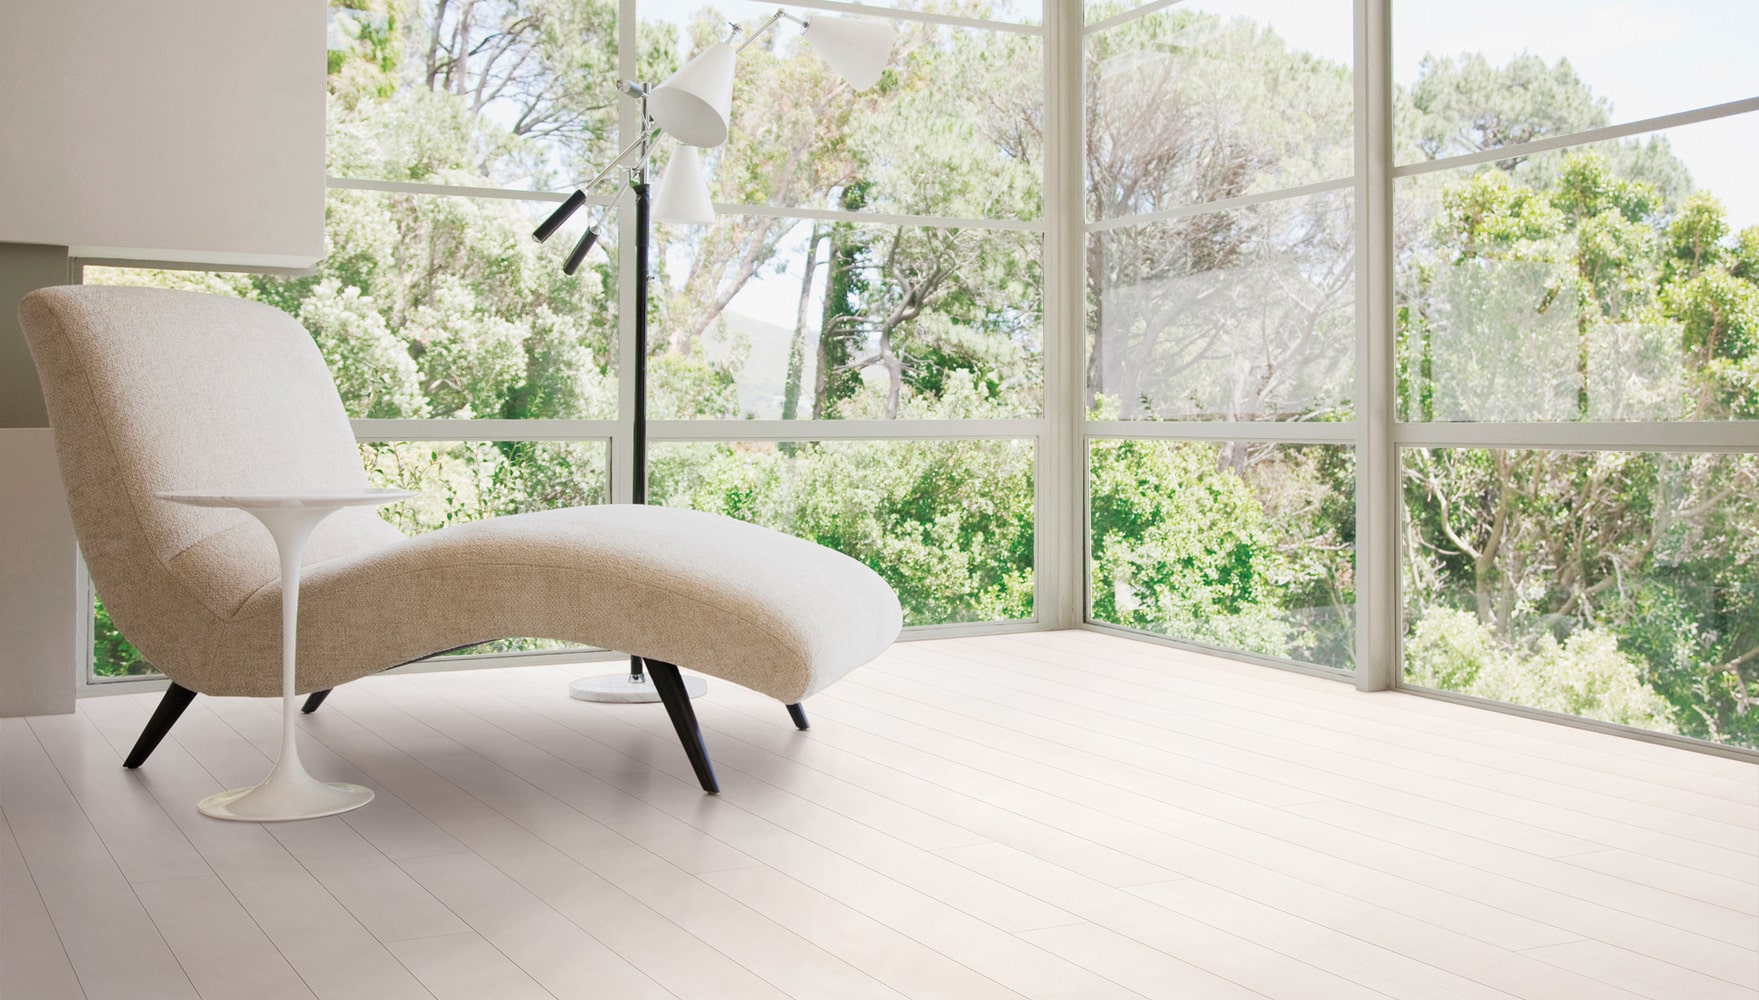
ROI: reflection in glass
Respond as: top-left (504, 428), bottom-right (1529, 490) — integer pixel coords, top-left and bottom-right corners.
top-left (1085, 1), bottom-right (1352, 220)
top-left (326, 0), bottom-right (622, 188)
top-left (361, 440), bottom-right (609, 534)
top-left (1089, 440), bottom-right (1356, 670)
top-left (1411, 259), bottom-right (1582, 421)
top-left (652, 218), bottom-right (1041, 420)
top-left (1088, 192), bottom-right (1354, 420)
top-left (651, 439), bottom-right (1034, 625)
top-left (642, 0), bottom-right (1043, 220)
top-left (1402, 448), bottom-right (1759, 749)
top-left (1397, 118), bottom-right (1759, 422)
top-left (91, 194), bottom-right (621, 422)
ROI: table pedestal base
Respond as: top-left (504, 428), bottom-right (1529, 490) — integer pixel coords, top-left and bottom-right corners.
top-left (198, 764), bottom-right (373, 822)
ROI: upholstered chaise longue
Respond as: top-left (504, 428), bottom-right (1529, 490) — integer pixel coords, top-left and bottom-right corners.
top-left (20, 286), bottom-right (902, 793)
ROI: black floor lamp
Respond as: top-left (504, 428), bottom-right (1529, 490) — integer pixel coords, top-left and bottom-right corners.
top-left (532, 8), bottom-right (893, 703)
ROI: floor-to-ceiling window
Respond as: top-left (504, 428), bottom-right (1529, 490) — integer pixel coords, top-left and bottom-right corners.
top-left (82, 0), bottom-right (1051, 680)
top-left (1390, 2), bottom-right (1759, 749)
top-left (1081, 0), bottom-right (1360, 673)
top-left (1080, 0), bottom-right (1759, 754)
top-left (77, 0), bottom-right (1759, 760)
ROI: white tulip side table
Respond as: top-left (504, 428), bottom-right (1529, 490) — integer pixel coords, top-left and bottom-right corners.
top-left (156, 488), bottom-right (415, 821)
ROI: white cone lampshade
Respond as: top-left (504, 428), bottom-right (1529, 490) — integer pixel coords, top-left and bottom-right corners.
top-left (801, 16), bottom-right (895, 91)
top-left (652, 145), bottom-right (716, 225)
top-left (649, 42), bottom-right (735, 147)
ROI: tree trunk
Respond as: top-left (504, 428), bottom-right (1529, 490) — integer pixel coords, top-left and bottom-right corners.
top-left (782, 226), bottom-right (826, 421)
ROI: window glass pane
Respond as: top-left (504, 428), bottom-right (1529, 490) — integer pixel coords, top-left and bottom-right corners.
top-left (1089, 440), bottom-right (1356, 670)
top-left (93, 595), bottom-right (156, 680)
top-left (652, 216), bottom-right (1041, 420)
top-left (1088, 190), bottom-right (1355, 421)
top-left (1395, 1), bottom-right (1759, 166)
top-left (361, 440), bottom-right (609, 532)
top-left (1401, 448), bottom-right (1758, 750)
top-left (637, 0), bottom-right (1043, 220)
top-left (1085, 0), bottom-right (1353, 220)
top-left (650, 439), bottom-right (1035, 624)
top-left (326, 0), bottom-right (622, 188)
top-left (89, 192), bottom-right (621, 421)
top-left (1397, 115), bottom-right (1759, 422)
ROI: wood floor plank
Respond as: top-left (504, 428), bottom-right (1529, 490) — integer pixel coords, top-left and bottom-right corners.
top-left (1017, 921), bottom-right (1269, 1000)
top-left (0, 809), bottom-right (85, 1000)
top-left (1126, 879), bottom-right (1644, 1000)
top-left (395, 852), bottom-right (673, 1000)
top-left (264, 819), bottom-right (474, 944)
top-left (398, 672), bottom-right (1087, 937)
top-left (6, 632), bottom-right (1753, 1000)
top-left (777, 686), bottom-right (1583, 952)
top-left (852, 659), bottom-right (1610, 859)
top-left (133, 875), bottom-right (317, 1000)
top-left (695, 865), bottom-right (1028, 1000)
top-left (816, 648), bottom-right (1759, 951)
top-left (833, 646), bottom-right (1759, 956)
top-left (1107, 873), bottom-right (1519, 1000)
top-left (24, 712), bottom-right (212, 886)
top-left (145, 704), bottom-right (437, 1000)
top-left (0, 721), bottom-right (197, 1000)
top-left (961, 637), bottom-right (1759, 870)
top-left (381, 932), bottom-right (550, 1000)
top-left (1032, 631), bottom-right (1759, 782)
top-left (1281, 799), bottom-right (1759, 990)
top-left (1557, 847), bottom-right (1758, 915)
top-left (1521, 938), bottom-right (1757, 1000)
top-left (711, 680), bottom-right (1757, 978)
top-left (263, 687), bottom-right (819, 1000)
top-left (914, 637), bottom-right (1759, 822)
top-left (407, 670), bottom-right (1147, 1000)
top-left (940, 841), bottom-right (1410, 1000)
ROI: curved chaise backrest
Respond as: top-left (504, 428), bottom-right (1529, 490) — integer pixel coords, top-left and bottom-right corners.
top-left (18, 285), bottom-right (403, 679)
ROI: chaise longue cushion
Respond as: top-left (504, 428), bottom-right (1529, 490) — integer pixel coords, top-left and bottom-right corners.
top-left (211, 503), bottom-right (903, 702)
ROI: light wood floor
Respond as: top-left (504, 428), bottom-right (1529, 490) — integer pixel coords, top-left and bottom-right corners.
top-left (4, 630), bottom-right (1756, 1000)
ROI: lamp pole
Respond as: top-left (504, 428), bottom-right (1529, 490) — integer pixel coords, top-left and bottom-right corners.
top-left (620, 92), bottom-right (656, 692)
top-left (534, 8), bottom-right (893, 704)
top-left (552, 91), bottom-right (711, 703)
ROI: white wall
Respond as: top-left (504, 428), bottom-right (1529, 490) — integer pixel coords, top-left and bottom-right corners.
top-left (0, 0), bottom-right (326, 269)
top-left (0, 431), bottom-right (80, 717)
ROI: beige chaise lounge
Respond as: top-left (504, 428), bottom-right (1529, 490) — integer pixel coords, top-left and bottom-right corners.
top-left (20, 285), bottom-right (902, 792)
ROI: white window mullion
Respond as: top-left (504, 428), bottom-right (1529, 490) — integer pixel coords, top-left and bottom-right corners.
top-left (1395, 421), bottom-right (1759, 453)
top-left (1038, 0), bottom-right (1086, 630)
top-left (1355, 0), bottom-right (1398, 693)
top-left (1084, 420), bottom-right (1358, 444)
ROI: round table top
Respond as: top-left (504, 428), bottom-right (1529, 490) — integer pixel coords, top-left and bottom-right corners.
top-left (154, 488), bottom-right (417, 510)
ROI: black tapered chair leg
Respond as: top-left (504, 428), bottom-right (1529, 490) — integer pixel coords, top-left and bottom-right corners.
top-left (786, 702), bottom-right (809, 730)
top-left (645, 659), bottom-right (718, 793)
top-left (123, 683), bottom-right (196, 769)
top-left (301, 688), bottom-right (332, 714)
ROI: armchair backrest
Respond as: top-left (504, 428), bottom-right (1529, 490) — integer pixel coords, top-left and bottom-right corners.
top-left (18, 285), bottom-right (402, 672)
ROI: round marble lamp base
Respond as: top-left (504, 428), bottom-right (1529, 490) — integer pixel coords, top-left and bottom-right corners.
top-left (570, 672), bottom-right (705, 703)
